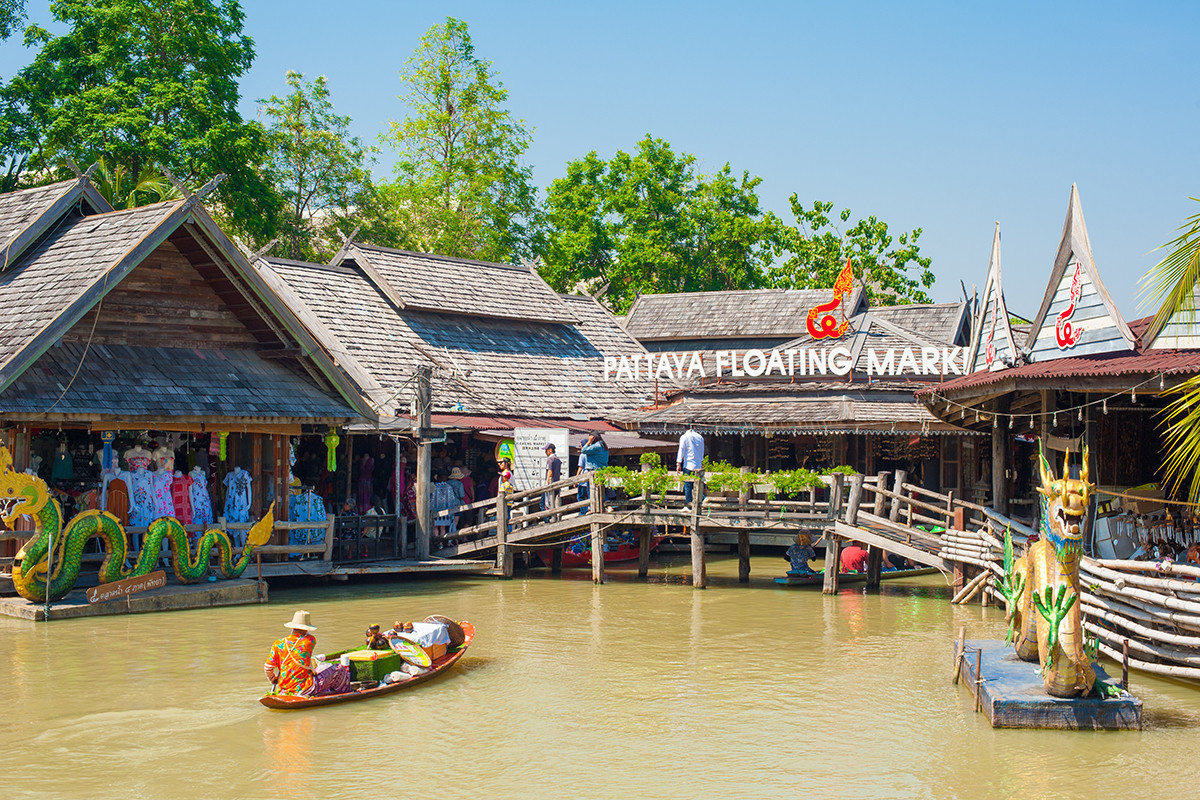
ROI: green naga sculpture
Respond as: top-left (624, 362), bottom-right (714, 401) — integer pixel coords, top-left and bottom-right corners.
top-left (5, 447), bottom-right (274, 603)
top-left (997, 441), bottom-right (1095, 698)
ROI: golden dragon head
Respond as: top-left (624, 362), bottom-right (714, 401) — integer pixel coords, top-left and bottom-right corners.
top-left (1037, 440), bottom-right (1092, 560)
top-left (0, 446), bottom-right (47, 527)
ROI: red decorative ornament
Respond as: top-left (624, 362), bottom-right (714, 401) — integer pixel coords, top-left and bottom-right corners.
top-left (807, 258), bottom-right (854, 340)
top-left (1054, 261), bottom-right (1084, 349)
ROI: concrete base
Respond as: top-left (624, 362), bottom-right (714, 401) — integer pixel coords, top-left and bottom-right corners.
top-left (957, 639), bottom-right (1142, 730)
top-left (0, 578), bottom-right (267, 621)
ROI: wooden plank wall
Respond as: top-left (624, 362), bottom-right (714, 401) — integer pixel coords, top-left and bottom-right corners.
top-left (1027, 265), bottom-right (1133, 361)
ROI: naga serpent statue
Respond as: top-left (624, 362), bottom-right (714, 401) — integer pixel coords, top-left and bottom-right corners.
top-left (4, 447), bottom-right (274, 603)
top-left (998, 441), bottom-right (1095, 698)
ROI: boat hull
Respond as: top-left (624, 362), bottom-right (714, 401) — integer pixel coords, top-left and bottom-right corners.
top-left (774, 567), bottom-right (939, 586)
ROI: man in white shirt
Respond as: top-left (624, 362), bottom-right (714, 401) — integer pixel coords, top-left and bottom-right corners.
top-left (676, 426), bottom-right (704, 506)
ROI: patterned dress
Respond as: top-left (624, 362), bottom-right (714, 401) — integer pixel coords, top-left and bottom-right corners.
top-left (189, 468), bottom-right (214, 526)
top-left (264, 633), bottom-right (315, 696)
top-left (149, 470), bottom-right (175, 521)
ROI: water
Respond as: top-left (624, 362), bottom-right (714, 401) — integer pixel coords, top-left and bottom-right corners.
top-left (3, 554), bottom-right (1199, 799)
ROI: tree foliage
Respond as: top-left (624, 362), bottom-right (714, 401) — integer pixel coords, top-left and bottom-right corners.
top-left (89, 156), bottom-right (182, 210)
top-left (260, 71), bottom-right (373, 261)
top-left (770, 198), bottom-right (935, 305)
top-left (0, 0), bottom-right (24, 41)
top-left (0, 0), bottom-right (279, 240)
top-left (540, 135), bottom-right (781, 313)
top-left (376, 16), bottom-right (539, 263)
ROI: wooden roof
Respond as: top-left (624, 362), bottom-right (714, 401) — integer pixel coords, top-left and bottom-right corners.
top-left (965, 222), bottom-right (1021, 372)
top-left (347, 243), bottom-right (575, 325)
top-left (0, 183), bottom-right (374, 425)
top-left (623, 287), bottom-right (868, 341)
top-left (0, 177), bottom-right (113, 271)
top-left (259, 256), bottom-right (655, 421)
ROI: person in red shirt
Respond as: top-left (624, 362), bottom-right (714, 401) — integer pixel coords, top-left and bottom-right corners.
top-left (840, 542), bottom-right (870, 573)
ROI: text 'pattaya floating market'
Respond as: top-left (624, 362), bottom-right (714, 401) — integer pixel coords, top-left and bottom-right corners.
top-left (604, 345), bottom-right (969, 381)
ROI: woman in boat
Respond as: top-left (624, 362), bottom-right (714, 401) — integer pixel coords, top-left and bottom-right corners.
top-left (784, 533), bottom-right (817, 574)
top-left (265, 610), bottom-right (319, 696)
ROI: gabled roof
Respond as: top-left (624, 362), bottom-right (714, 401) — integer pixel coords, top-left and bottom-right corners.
top-left (260, 255), bottom-right (654, 421)
top-left (345, 243), bottom-right (575, 325)
top-left (965, 222), bottom-right (1021, 372)
top-left (0, 177), bottom-right (113, 269)
top-left (1024, 184), bottom-right (1134, 360)
top-left (0, 184), bottom-right (376, 424)
top-left (623, 287), bottom-right (867, 341)
top-left (1143, 287), bottom-right (1200, 350)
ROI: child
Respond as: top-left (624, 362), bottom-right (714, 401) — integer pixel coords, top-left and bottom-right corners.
top-left (500, 469), bottom-right (515, 494)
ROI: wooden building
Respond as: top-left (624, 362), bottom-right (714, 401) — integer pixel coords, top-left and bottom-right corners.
top-left (0, 176), bottom-right (374, 561)
top-left (617, 287), bottom-right (984, 494)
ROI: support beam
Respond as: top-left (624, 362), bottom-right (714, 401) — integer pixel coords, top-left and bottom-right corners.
top-left (738, 532), bottom-right (751, 583)
top-left (590, 473), bottom-right (604, 584)
top-left (551, 546), bottom-right (563, 573)
top-left (823, 534), bottom-right (842, 594)
top-left (415, 365), bottom-right (433, 560)
top-left (690, 474), bottom-right (706, 588)
top-left (496, 491), bottom-right (512, 578)
top-left (889, 469), bottom-right (908, 523)
top-left (866, 545), bottom-right (883, 591)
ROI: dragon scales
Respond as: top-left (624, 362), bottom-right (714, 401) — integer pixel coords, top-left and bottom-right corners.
top-left (998, 441), bottom-right (1096, 697)
top-left (3, 447), bottom-right (274, 602)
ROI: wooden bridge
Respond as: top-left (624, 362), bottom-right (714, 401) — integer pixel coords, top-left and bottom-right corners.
top-left (427, 466), bottom-right (987, 590)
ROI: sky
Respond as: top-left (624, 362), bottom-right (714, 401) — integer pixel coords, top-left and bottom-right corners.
top-left (2, 1), bottom-right (1198, 319)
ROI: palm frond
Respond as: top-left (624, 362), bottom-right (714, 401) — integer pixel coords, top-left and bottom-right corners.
top-left (1158, 374), bottom-right (1200, 503)
top-left (1138, 199), bottom-right (1200, 334)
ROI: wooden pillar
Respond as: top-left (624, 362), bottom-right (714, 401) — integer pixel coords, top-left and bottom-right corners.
top-left (496, 491), bottom-right (512, 578)
top-left (638, 462), bottom-right (651, 577)
top-left (828, 472), bottom-right (846, 521)
top-left (252, 434), bottom-right (264, 518)
top-left (873, 471), bottom-right (888, 517)
top-left (992, 397), bottom-right (1011, 516)
top-left (551, 546), bottom-right (563, 573)
top-left (690, 473), bottom-right (706, 589)
top-left (823, 534), bottom-right (842, 594)
top-left (343, 432), bottom-right (354, 509)
top-left (415, 365), bottom-right (432, 560)
top-left (737, 465), bottom-right (751, 583)
top-left (845, 475), bottom-right (864, 525)
top-left (590, 473), bottom-right (605, 584)
top-left (865, 546), bottom-right (883, 591)
top-left (889, 469), bottom-right (908, 523)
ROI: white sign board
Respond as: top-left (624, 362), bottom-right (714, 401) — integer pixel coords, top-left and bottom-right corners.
top-left (512, 428), bottom-right (571, 493)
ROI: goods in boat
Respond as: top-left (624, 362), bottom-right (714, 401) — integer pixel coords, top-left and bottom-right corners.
top-left (774, 566), bottom-right (939, 586)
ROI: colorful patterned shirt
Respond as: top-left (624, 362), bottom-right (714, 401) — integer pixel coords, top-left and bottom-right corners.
top-left (264, 633), bottom-right (315, 696)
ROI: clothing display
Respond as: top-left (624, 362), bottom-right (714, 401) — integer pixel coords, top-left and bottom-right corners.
top-left (124, 467), bottom-right (154, 527)
top-left (288, 490), bottom-right (328, 546)
top-left (189, 467), bottom-right (213, 526)
top-left (358, 454), bottom-right (374, 514)
top-left (224, 467), bottom-right (253, 523)
top-left (172, 471), bottom-right (193, 526)
top-left (106, 478), bottom-right (129, 526)
top-left (50, 450), bottom-right (74, 481)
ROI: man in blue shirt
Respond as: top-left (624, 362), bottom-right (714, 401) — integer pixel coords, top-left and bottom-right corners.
top-left (676, 427), bottom-right (704, 506)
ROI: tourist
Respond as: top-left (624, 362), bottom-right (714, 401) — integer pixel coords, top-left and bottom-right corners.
top-left (784, 533), bottom-right (817, 574)
top-left (840, 541), bottom-right (870, 573)
top-left (579, 434), bottom-right (609, 512)
top-left (676, 425), bottom-right (704, 507)
top-left (576, 437), bottom-right (590, 505)
top-left (542, 443), bottom-right (562, 512)
top-left (264, 610), bottom-right (319, 696)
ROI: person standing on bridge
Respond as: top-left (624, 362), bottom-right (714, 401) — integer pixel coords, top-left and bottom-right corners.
top-left (676, 426), bottom-right (704, 508)
top-left (542, 443), bottom-right (562, 514)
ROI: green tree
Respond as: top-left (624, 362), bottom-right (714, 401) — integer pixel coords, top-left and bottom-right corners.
top-left (89, 156), bottom-right (182, 209)
top-left (0, 0), bottom-right (279, 240)
top-left (376, 16), bottom-right (539, 262)
top-left (260, 71), bottom-right (373, 261)
top-left (540, 135), bottom-right (781, 313)
top-left (769, 198), bottom-right (935, 305)
top-left (0, 0), bottom-right (24, 41)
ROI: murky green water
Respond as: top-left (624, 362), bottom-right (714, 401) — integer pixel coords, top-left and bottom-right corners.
top-left (2, 554), bottom-right (1198, 800)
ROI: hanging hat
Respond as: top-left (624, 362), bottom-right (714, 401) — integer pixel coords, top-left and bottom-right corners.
top-left (449, 467), bottom-right (464, 480)
top-left (284, 610), bottom-right (317, 632)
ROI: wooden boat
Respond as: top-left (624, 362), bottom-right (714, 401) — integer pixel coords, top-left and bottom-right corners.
top-left (774, 567), bottom-right (939, 587)
top-left (259, 622), bottom-right (475, 710)
top-left (538, 535), bottom-right (664, 568)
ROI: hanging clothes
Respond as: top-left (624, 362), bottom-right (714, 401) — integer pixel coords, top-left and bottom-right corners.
top-left (106, 478), bottom-right (129, 527)
top-left (51, 450), bottom-right (74, 481)
top-left (189, 467), bottom-right (214, 526)
top-left (149, 469), bottom-right (174, 522)
top-left (124, 468), bottom-right (155, 527)
top-left (288, 490), bottom-right (328, 546)
top-left (172, 471), bottom-right (193, 526)
top-left (223, 468), bottom-right (253, 523)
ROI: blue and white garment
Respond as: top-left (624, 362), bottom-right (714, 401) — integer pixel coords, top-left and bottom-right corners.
top-left (288, 491), bottom-right (328, 545)
top-left (223, 468), bottom-right (253, 524)
top-left (189, 467), bottom-right (213, 526)
top-left (124, 468), bottom-right (155, 527)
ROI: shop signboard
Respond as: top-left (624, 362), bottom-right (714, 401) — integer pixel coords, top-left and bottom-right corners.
top-left (511, 428), bottom-right (571, 493)
top-left (86, 570), bottom-right (166, 604)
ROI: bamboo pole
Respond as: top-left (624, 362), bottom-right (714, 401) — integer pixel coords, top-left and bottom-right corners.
top-left (1081, 600), bottom-right (1200, 649)
top-left (951, 569), bottom-right (990, 604)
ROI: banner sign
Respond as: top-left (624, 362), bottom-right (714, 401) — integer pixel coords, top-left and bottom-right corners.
top-left (512, 428), bottom-right (571, 492)
top-left (604, 346), bottom-right (968, 381)
top-left (86, 570), bottom-right (166, 604)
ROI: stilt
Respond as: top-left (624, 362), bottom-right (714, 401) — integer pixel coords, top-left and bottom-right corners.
top-left (823, 534), bottom-right (842, 594)
top-left (690, 474), bottom-right (706, 588)
top-left (865, 545), bottom-right (883, 591)
top-left (590, 473), bottom-right (604, 584)
top-left (496, 491), bottom-right (512, 579)
top-left (637, 527), bottom-right (650, 577)
top-left (551, 547), bottom-right (563, 573)
top-left (738, 531), bottom-right (750, 583)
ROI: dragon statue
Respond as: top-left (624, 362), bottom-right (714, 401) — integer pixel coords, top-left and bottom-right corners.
top-left (3, 447), bottom-right (274, 603)
top-left (998, 441), bottom-right (1095, 698)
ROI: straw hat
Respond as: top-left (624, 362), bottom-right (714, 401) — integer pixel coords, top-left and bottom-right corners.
top-left (284, 610), bottom-right (317, 632)
top-left (449, 467), bottom-right (464, 480)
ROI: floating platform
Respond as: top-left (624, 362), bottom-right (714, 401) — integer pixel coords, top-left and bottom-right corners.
top-left (0, 578), bottom-right (267, 621)
top-left (956, 639), bottom-right (1142, 730)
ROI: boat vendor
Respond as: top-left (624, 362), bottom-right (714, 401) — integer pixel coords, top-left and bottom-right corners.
top-left (839, 541), bottom-right (870, 573)
top-left (784, 533), bottom-right (817, 574)
top-left (264, 610), bottom-right (350, 696)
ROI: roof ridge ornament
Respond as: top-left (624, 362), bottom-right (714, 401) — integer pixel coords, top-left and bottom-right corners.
top-left (329, 225), bottom-right (361, 267)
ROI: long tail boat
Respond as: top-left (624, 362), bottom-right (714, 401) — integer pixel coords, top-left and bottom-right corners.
top-left (774, 567), bottom-right (939, 587)
top-left (260, 622), bottom-right (475, 710)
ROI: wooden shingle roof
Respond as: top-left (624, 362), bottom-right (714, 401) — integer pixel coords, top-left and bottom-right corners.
top-left (0, 177), bottom-right (113, 269)
top-left (623, 287), bottom-right (867, 341)
top-left (261, 256), bottom-right (654, 420)
top-left (347, 243), bottom-right (574, 325)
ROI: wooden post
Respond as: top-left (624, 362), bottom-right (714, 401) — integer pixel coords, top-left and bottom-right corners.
top-left (889, 469), bottom-right (908, 523)
top-left (845, 475), bottom-right (864, 526)
top-left (251, 434), bottom-right (263, 518)
top-left (496, 491), bottom-right (512, 579)
top-left (872, 471), bottom-right (888, 517)
top-left (394, 436), bottom-right (403, 538)
top-left (738, 465), bottom-right (751, 509)
top-left (415, 365), bottom-right (433, 561)
top-left (828, 472), bottom-right (845, 521)
top-left (865, 545), bottom-right (883, 591)
top-left (590, 473), bottom-right (605, 584)
top-left (946, 489), bottom-right (956, 529)
top-left (638, 463), bottom-right (651, 577)
top-left (551, 546), bottom-right (563, 573)
top-left (992, 397), bottom-right (1011, 515)
top-left (737, 466), bottom-right (752, 582)
top-left (808, 485), bottom-right (817, 513)
top-left (690, 473), bottom-right (706, 588)
top-left (823, 534), bottom-right (842, 594)
top-left (1122, 639), bottom-right (1130, 690)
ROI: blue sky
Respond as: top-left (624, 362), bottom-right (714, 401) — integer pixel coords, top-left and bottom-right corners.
top-left (3, 1), bottom-right (1198, 318)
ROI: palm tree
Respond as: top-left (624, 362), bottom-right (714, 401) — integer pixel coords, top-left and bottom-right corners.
top-left (1139, 199), bottom-right (1200, 501)
top-left (88, 156), bottom-right (182, 209)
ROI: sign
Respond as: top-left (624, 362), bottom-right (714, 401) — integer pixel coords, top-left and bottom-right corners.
top-left (806, 258), bottom-right (855, 339)
top-left (1055, 260), bottom-right (1084, 349)
top-left (494, 439), bottom-right (515, 464)
top-left (511, 428), bottom-right (570, 493)
top-left (86, 570), bottom-right (166, 604)
top-left (604, 346), bottom-right (968, 381)
top-left (417, 427), bottom-right (446, 444)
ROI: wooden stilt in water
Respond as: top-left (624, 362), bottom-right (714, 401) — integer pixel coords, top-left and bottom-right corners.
top-left (590, 473), bottom-right (604, 584)
top-left (496, 491), bottom-right (512, 579)
top-left (1122, 639), bottom-right (1130, 690)
top-left (823, 534), bottom-right (842, 594)
top-left (551, 546), bottom-right (563, 573)
top-left (690, 474), bottom-right (706, 589)
top-left (865, 545), bottom-right (883, 591)
top-left (952, 625), bottom-right (965, 683)
top-left (738, 531), bottom-right (750, 583)
top-left (637, 528), bottom-right (650, 577)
